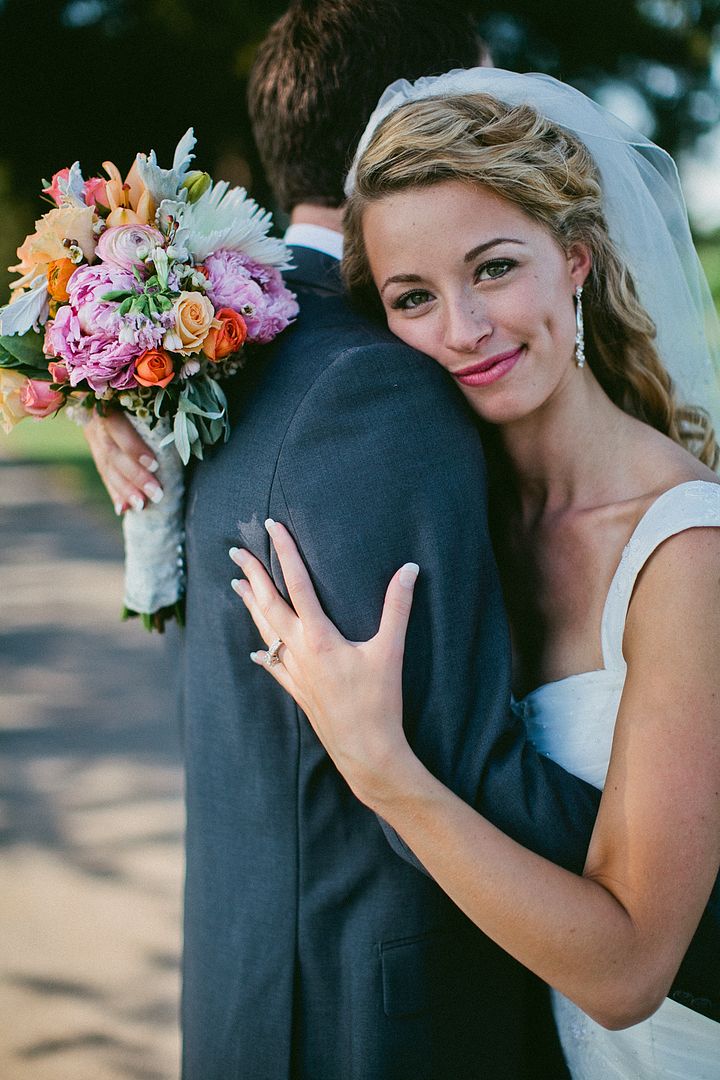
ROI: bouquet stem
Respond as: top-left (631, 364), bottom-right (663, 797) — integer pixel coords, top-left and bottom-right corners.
top-left (121, 414), bottom-right (186, 629)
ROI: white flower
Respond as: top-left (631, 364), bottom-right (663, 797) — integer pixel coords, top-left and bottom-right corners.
top-left (166, 243), bottom-right (190, 262)
top-left (180, 358), bottom-right (201, 378)
top-left (151, 246), bottom-right (170, 289)
top-left (173, 182), bottom-right (293, 267)
top-left (163, 327), bottom-right (184, 352)
top-left (119, 323), bottom-right (137, 345)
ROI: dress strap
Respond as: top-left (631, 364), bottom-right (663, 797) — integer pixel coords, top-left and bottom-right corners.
top-left (601, 481), bottom-right (720, 670)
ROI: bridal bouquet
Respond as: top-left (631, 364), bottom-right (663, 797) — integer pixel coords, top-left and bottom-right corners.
top-left (0, 130), bottom-right (298, 629)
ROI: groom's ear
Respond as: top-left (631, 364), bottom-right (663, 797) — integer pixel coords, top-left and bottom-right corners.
top-left (567, 243), bottom-right (592, 288)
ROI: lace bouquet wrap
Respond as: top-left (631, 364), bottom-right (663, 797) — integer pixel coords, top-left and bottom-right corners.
top-left (0, 130), bottom-right (298, 629)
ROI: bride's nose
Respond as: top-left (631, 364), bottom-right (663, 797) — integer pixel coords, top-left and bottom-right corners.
top-left (443, 297), bottom-right (492, 353)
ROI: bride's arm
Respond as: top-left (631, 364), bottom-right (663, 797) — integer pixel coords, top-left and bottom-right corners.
top-left (232, 521), bottom-right (720, 1030)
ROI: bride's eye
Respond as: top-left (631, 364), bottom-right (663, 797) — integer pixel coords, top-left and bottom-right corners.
top-left (391, 289), bottom-right (433, 310)
top-left (476, 258), bottom-right (516, 282)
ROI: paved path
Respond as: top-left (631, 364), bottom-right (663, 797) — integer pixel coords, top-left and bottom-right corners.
top-left (0, 448), bottom-right (183, 1080)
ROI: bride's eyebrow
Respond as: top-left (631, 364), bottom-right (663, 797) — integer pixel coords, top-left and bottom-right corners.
top-left (380, 238), bottom-right (526, 296)
top-left (464, 238), bottom-right (525, 262)
top-left (380, 273), bottom-right (424, 296)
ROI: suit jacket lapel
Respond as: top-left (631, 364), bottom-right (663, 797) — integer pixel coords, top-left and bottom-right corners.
top-left (285, 245), bottom-right (344, 296)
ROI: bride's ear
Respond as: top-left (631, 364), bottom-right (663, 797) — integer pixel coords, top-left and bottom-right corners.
top-left (567, 243), bottom-right (592, 288)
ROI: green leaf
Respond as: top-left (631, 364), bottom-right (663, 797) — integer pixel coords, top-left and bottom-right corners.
top-left (118, 297), bottom-right (134, 317)
top-left (100, 290), bottom-right (133, 302)
top-left (174, 409), bottom-right (191, 464)
top-left (0, 330), bottom-right (49, 371)
top-left (153, 387), bottom-right (167, 418)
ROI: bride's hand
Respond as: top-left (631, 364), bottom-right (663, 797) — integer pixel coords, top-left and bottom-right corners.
top-left (229, 520), bottom-right (421, 808)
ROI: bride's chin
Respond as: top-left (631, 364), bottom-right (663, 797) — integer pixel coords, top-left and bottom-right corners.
top-left (459, 388), bottom-right (533, 426)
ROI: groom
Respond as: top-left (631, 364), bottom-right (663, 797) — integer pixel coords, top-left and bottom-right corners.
top-left (176, 3), bottom-right (604, 1078)
top-left (84, 2), bottom-right (719, 1076)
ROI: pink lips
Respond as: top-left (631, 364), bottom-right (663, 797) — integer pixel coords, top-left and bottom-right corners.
top-left (452, 347), bottom-right (524, 387)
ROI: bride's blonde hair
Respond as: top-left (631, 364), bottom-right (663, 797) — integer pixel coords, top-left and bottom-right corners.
top-left (343, 94), bottom-right (718, 468)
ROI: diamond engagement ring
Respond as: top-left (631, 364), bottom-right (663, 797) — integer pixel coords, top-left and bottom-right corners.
top-left (266, 638), bottom-right (284, 667)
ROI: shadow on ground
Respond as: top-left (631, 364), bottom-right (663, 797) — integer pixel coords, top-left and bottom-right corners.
top-left (1, 451), bottom-right (183, 1080)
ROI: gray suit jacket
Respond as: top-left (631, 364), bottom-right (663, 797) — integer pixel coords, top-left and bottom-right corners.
top-left (179, 247), bottom-right (717, 1080)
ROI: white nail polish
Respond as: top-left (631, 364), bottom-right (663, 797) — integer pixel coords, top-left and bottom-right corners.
top-left (114, 500), bottom-right (124, 516)
top-left (229, 547), bottom-right (240, 560)
top-left (265, 518), bottom-right (276, 533)
top-left (143, 482), bottom-right (164, 504)
top-left (399, 563), bottom-right (420, 588)
top-left (129, 494), bottom-right (145, 512)
top-left (140, 454), bottom-right (159, 473)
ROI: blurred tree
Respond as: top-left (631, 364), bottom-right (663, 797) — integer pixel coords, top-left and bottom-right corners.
top-left (479, 0), bottom-right (720, 153)
top-left (0, 0), bottom-right (718, 294)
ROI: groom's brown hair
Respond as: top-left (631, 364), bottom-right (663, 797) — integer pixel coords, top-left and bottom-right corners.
top-left (248, 0), bottom-right (483, 213)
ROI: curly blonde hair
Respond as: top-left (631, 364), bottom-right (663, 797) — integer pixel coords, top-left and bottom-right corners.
top-left (343, 94), bottom-right (718, 467)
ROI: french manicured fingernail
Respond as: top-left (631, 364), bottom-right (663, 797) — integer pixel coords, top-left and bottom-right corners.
top-left (250, 651), bottom-right (261, 663)
top-left (399, 563), bottom-right (420, 588)
top-left (114, 500), bottom-right (124, 516)
top-left (139, 455), bottom-right (159, 473)
top-left (264, 518), bottom-right (276, 533)
top-left (231, 578), bottom-right (249, 597)
top-left (143, 482), bottom-right (163, 504)
top-left (129, 494), bottom-right (145, 512)
top-left (229, 547), bottom-right (248, 566)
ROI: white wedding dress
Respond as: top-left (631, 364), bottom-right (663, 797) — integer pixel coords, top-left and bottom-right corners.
top-left (512, 480), bottom-right (720, 1079)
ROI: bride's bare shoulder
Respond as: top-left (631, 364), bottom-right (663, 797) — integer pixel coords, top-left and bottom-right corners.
top-left (626, 417), bottom-right (719, 493)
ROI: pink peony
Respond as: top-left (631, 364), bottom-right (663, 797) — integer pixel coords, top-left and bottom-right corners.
top-left (20, 379), bottom-right (64, 418)
top-left (204, 250), bottom-right (298, 345)
top-left (44, 263), bottom-right (147, 393)
top-left (96, 224), bottom-right (164, 272)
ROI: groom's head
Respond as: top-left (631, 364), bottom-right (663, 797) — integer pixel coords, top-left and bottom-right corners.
top-left (248, 0), bottom-right (484, 213)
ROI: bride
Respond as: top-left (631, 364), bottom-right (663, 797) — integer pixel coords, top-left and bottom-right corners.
top-left (229, 71), bottom-right (720, 1077)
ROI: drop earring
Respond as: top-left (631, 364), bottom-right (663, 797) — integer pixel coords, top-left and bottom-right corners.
top-left (574, 285), bottom-right (585, 368)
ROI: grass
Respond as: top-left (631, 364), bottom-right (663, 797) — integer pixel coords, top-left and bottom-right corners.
top-left (3, 412), bottom-right (116, 520)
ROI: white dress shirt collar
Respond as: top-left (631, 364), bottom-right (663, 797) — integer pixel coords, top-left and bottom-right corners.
top-left (284, 223), bottom-right (344, 261)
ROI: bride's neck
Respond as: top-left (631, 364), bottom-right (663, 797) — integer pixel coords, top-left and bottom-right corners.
top-left (495, 374), bottom-right (628, 516)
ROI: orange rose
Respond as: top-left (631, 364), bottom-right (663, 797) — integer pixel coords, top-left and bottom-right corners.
top-left (47, 258), bottom-right (76, 302)
top-left (203, 307), bottom-right (248, 361)
top-left (134, 349), bottom-right (175, 388)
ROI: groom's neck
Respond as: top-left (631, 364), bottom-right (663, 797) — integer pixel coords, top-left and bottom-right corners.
top-left (290, 204), bottom-right (344, 235)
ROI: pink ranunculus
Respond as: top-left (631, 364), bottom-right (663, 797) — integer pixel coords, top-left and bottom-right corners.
top-left (83, 177), bottom-right (109, 209)
top-left (96, 225), bottom-right (164, 272)
top-left (20, 379), bottom-right (64, 418)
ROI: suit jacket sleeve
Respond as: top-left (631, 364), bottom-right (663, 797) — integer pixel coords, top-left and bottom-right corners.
top-left (269, 339), bottom-right (601, 875)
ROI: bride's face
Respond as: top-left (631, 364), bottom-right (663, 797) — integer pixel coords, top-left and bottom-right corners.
top-left (363, 179), bottom-right (590, 426)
